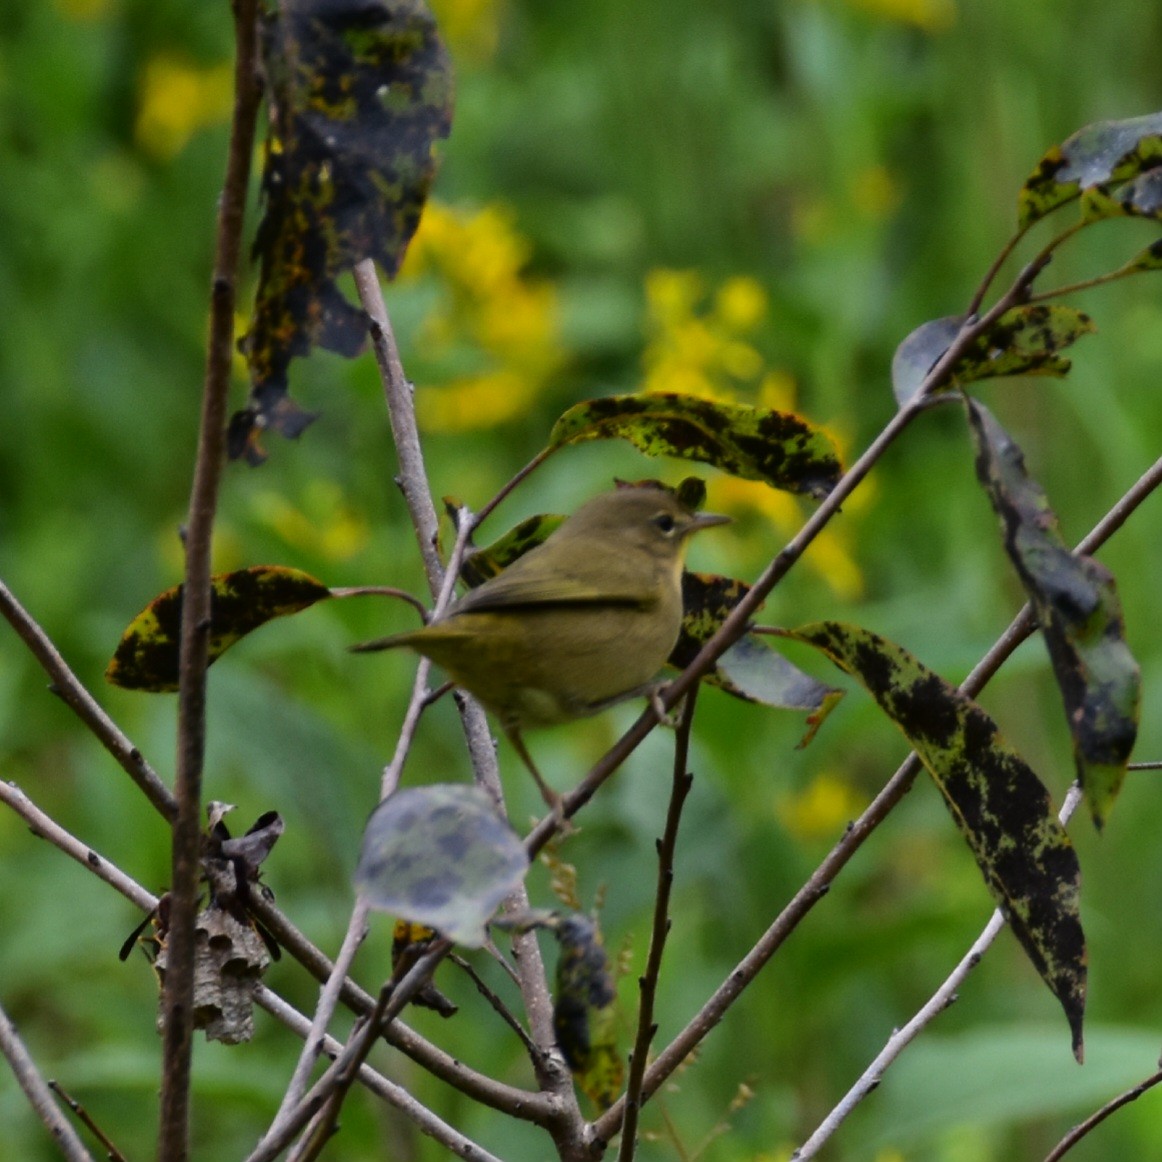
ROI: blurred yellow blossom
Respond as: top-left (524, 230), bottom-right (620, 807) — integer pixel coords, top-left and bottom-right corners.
top-left (248, 481), bottom-right (370, 561)
top-left (644, 269), bottom-right (776, 401)
top-left (850, 163), bottom-right (903, 219)
top-left (828, 0), bottom-right (956, 32)
top-left (642, 270), bottom-right (864, 600)
top-left (135, 54), bottom-right (233, 160)
top-left (778, 771), bottom-right (866, 842)
top-left (400, 201), bottom-right (564, 432)
top-left (429, 0), bottom-right (502, 62)
top-left (55, 0), bottom-right (115, 20)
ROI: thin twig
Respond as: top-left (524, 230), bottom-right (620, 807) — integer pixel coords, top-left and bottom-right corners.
top-left (0, 1002), bottom-right (94, 1162)
top-left (48, 1081), bottom-right (129, 1162)
top-left (159, 2), bottom-right (262, 1156)
top-left (590, 449), bottom-right (1162, 1150)
top-left (328, 585), bottom-right (430, 619)
top-left (792, 783), bottom-right (1084, 1159)
top-left (0, 780), bottom-right (159, 914)
top-left (253, 986), bottom-right (507, 1162)
top-left (618, 686), bottom-right (699, 1162)
top-left (354, 263), bottom-right (574, 1127)
top-left (246, 892), bottom-right (550, 1119)
top-left (0, 580), bottom-right (176, 821)
top-left (265, 505), bottom-right (475, 1140)
top-left (472, 446), bottom-right (557, 530)
top-left (449, 954), bottom-right (539, 1058)
top-left (1042, 1066), bottom-right (1162, 1162)
top-left (246, 941), bottom-right (455, 1162)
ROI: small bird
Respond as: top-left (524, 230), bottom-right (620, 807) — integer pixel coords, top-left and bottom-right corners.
top-left (353, 485), bottom-right (729, 811)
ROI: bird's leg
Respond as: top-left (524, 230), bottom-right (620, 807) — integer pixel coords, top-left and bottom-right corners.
top-left (647, 680), bottom-right (682, 728)
top-left (504, 726), bottom-right (570, 828)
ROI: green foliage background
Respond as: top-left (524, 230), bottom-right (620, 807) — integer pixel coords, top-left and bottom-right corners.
top-left (3, 1), bottom-right (1162, 1158)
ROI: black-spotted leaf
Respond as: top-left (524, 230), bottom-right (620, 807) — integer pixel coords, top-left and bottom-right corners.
top-left (891, 307), bottom-right (1095, 406)
top-left (391, 919), bottom-right (457, 1016)
top-left (459, 512), bottom-right (565, 588)
top-left (106, 566), bottom-right (332, 692)
top-left (548, 394), bottom-right (842, 499)
top-left (552, 913), bottom-right (620, 1107)
top-left (966, 401), bottom-right (1139, 829)
top-left (232, 0), bottom-right (453, 463)
top-left (1081, 167), bottom-right (1162, 223)
top-left (357, 784), bottom-right (528, 947)
top-left (1019, 112), bottom-right (1162, 228)
top-left (1118, 237), bottom-right (1162, 276)
top-left (673, 572), bottom-right (842, 730)
top-left (790, 620), bottom-right (1086, 1060)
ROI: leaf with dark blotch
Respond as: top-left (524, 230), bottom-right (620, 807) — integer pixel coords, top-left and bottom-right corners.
top-left (548, 393), bottom-right (842, 499)
top-left (966, 401), bottom-right (1140, 829)
top-left (459, 513), bottom-right (565, 588)
top-left (356, 784), bottom-right (528, 947)
top-left (391, 919), bottom-right (457, 1016)
top-left (671, 573), bottom-right (841, 726)
top-left (1019, 112), bottom-right (1162, 228)
top-left (552, 913), bottom-right (620, 1107)
top-left (790, 620), bottom-right (1086, 1060)
top-left (105, 566), bottom-right (333, 692)
top-left (232, 0), bottom-right (453, 461)
top-left (957, 305), bottom-right (1095, 385)
top-left (891, 307), bottom-right (1095, 407)
top-left (1081, 168), bottom-right (1162, 223)
top-left (1118, 237), bottom-right (1162, 276)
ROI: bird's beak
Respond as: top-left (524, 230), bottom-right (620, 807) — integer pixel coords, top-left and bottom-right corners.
top-left (689, 511), bottom-right (731, 532)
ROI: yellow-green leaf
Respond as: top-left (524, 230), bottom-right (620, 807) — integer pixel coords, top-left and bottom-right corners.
top-left (790, 620), bottom-right (1086, 1060)
top-left (1019, 112), bottom-right (1162, 229)
top-left (548, 393), bottom-right (842, 499)
top-left (106, 566), bottom-right (332, 692)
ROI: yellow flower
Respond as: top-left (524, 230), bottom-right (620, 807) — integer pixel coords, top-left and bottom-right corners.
top-left (135, 55), bottom-right (233, 160)
top-left (778, 771), bottom-right (866, 842)
top-left (714, 276), bottom-right (768, 331)
top-left (428, 0), bottom-right (502, 62)
top-left (401, 201), bottom-right (564, 432)
top-left (248, 482), bottom-right (370, 561)
top-left (828, 0), bottom-right (957, 32)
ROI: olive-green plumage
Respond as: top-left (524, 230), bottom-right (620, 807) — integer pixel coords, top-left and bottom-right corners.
top-left (354, 486), bottom-right (728, 808)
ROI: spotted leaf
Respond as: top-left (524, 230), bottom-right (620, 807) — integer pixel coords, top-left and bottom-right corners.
top-left (106, 566), bottom-right (332, 692)
top-left (232, 0), bottom-right (453, 463)
top-left (791, 620), bottom-right (1086, 1060)
top-left (966, 401), bottom-right (1139, 829)
top-left (548, 394), bottom-right (842, 499)
top-left (891, 307), bottom-right (1094, 406)
top-left (1019, 112), bottom-right (1162, 229)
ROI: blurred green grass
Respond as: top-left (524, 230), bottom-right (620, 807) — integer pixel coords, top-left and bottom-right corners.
top-left (3, 0), bottom-right (1162, 1158)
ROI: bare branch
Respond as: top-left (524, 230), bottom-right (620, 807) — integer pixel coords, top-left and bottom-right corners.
top-left (618, 685), bottom-right (699, 1162)
top-left (793, 784), bottom-right (1084, 1159)
top-left (353, 262), bottom-right (576, 1129)
top-left (0, 780), bottom-right (159, 914)
top-left (247, 893), bottom-right (550, 1118)
top-left (0, 580), bottom-right (176, 821)
top-left (159, 1), bottom-right (263, 1156)
top-left (0, 1002), bottom-right (94, 1162)
top-left (1043, 1066), bottom-right (1162, 1162)
top-left (48, 1081), bottom-right (128, 1162)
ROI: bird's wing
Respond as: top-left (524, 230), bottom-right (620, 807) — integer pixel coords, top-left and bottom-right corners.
top-left (451, 566), bottom-right (652, 614)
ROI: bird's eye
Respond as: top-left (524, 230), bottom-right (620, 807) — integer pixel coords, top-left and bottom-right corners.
top-left (652, 512), bottom-right (677, 534)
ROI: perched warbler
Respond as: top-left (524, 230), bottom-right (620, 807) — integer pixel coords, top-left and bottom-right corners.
top-left (353, 485), bottom-right (729, 809)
